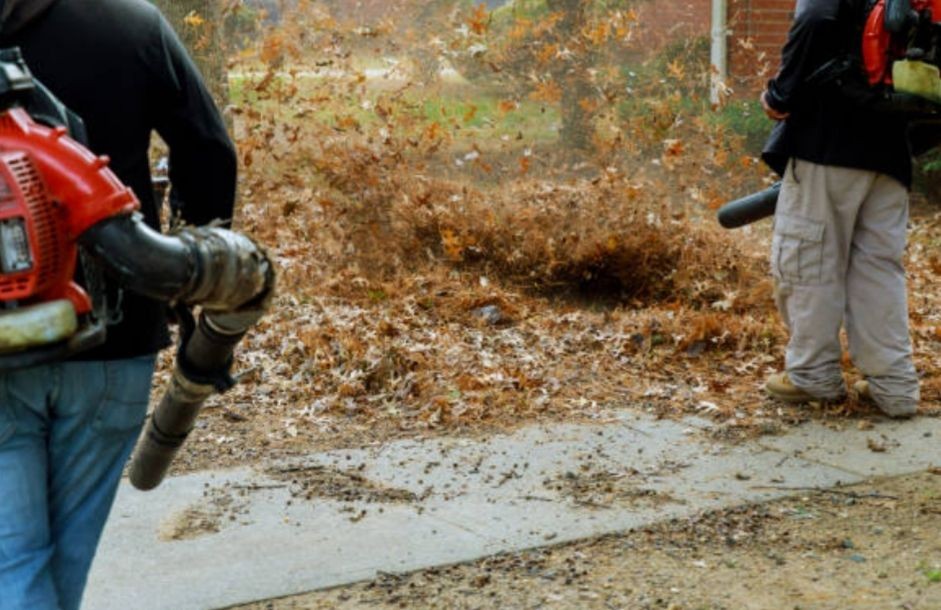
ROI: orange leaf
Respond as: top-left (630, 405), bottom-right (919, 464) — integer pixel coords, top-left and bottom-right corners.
top-left (335, 115), bottom-right (361, 131)
top-left (663, 139), bottom-right (685, 157)
top-left (578, 97), bottom-right (600, 113)
top-left (587, 23), bottom-right (610, 46)
top-left (537, 43), bottom-right (559, 65)
top-left (424, 121), bottom-right (444, 141)
top-left (498, 100), bottom-right (518, 114)
top-left (440, 228), bottom-right (464, 261)
top-left (463, 104), bottom-right (478, 123)
top-left (183, 11), bottom-right (205, 27)
top-left (467, 4), bottom-right (490, 35)
top-left (260, 32), bottom-right (284, 65)
top-left (667, 58), bottom-right (686, 80)
top-left (509, 18), bottom-right (533, 41)
top-left (529, 81), bottom-right (562, 104)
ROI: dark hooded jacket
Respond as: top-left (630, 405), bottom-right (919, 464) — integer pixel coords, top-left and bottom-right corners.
top-left (0, 0), bottom-right (237, 360)
top-left (762, 0), bottom-right (912, 187)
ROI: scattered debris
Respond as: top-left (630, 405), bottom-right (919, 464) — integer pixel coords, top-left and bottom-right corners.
top-left (235, 472), bottom-right (941, 610)
top-left (159, 486), bottom-right (251, 541)
top-left (544, 467), bottom-right (678, 510)
top-left (266, 464), bottom-right (418, 505)
top-left (867, 437), bottom-right (888, 453)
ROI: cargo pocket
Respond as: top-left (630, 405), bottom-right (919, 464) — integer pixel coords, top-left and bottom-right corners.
top-left (772, 213), bottom-right (825, 284)
top-left (93, 356), bottom-right (156, 434)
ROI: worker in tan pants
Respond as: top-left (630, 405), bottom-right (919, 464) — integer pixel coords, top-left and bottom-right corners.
top-left (758, 0), bottom-right (919, 417)
top-left (766, 160), bottom-right (919, 418)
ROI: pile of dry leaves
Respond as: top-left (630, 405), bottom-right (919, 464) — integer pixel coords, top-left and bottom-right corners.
top-left (168, 3), bottom-right (941, 473)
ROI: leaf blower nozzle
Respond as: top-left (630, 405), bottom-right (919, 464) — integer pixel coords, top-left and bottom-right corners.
top-left (128, 305), bottom-right (271, 491)
top-left (716, 182), bottom-right (781, 229)
top-left (74, 213), bottom-right (277, 491)
top-left (118, 228), bottom-right (276, 491)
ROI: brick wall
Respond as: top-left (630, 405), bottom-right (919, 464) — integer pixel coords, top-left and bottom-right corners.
top-left (630, 0), bottom-right (794, 97)
top-left (728, 0), bottom-right (795, 94)
top-left (635, 0), bottom-right (712, 50)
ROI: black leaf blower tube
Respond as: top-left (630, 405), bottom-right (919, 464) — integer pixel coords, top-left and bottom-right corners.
top-left (127, 306), bottom-right (270, 491)
top-left (80, 213), bottom-right (276, 491)
top-left (716, 182), bottom-right (781, 229)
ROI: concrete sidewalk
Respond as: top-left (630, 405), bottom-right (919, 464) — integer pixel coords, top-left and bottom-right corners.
top-left (84, 412), bottom-right (941, 610)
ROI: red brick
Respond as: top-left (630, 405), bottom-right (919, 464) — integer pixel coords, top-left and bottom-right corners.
top-left (753, 1), bottom-right (794, 10)
top-left (726, 0), bottom-right (795, 94)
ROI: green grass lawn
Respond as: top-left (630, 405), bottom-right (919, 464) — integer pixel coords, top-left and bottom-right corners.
top-left (231, 68), bottom-right (560, 146)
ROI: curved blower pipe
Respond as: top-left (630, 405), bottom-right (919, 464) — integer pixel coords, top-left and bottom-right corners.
top-left (716, 182), bottom-right (781, 229)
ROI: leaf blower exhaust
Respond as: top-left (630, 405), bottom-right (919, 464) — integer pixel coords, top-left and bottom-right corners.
top-left (716, 183), bottom-right (780, 229)
top-left (0, 48), bottom-right (276, 491)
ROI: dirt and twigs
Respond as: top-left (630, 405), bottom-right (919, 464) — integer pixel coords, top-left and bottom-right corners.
top-left (266, 464), bottom-right (418, 505)
top-left (159, 485), bottom-right (253, 541)
top-left (234, 471), bottom-right (941, 610)
top-left (543, 459), bottom-right (684, 511)
top-left (159, 461), bottom-right (425, 538)
top-left (534, 442), bottom-right (695, 514)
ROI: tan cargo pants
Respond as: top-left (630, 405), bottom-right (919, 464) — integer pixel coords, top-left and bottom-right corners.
top-left (772, 159), bottom-right (919, 417)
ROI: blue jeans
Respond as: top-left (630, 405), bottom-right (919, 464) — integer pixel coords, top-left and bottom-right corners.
top-left (0, 356), bottom-right (156, 610)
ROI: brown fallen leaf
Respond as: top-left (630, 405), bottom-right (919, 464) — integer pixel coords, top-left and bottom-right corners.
top-left (222, 409), bottom-right (248, 423)
top-left (867, 438), bottom-right (887, 453)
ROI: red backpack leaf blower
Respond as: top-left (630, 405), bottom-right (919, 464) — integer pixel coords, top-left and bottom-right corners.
top-left (0, 48), bottom-right (276, 490)
top-left (718, 0), bottom-right (941, 229)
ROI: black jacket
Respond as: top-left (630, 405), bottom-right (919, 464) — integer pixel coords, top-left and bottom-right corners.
top-left (762, 0), bottom-right (912, 187)
top-left (0, 0), bottom-right (238, 360)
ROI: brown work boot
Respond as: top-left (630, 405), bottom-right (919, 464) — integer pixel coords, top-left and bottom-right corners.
top-left (765, 372), bottom-right (814, 403)
top-left (853, 379), bottom-right (872, 403)
top-left (853, 379), bottom-right (916, 419)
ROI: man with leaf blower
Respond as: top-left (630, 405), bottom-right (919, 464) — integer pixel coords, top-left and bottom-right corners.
top-left (0, 2), bottom-right (274, 610)
top-left (747, 0), bottom-right (941, 418)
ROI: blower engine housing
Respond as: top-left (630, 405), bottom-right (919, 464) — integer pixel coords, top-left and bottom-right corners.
top-left (0, 151), bottom-right (84, 309)
top-left (0, 59), bottom-right (138, 363)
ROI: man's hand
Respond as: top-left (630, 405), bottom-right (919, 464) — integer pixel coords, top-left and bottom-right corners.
top-left (761, 91), bottom-right (790, 121)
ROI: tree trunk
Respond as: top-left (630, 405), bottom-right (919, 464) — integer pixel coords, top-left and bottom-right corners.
top-left (152, 0), bottom-right (229, 107)
top-left (546, 0), bottom-right (593, 151)
top-left (558, 74), bottom-right (593, 151)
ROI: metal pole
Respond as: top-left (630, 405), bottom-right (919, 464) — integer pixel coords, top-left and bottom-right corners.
top-left (711, 0), bottom-right (729, 105)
